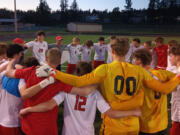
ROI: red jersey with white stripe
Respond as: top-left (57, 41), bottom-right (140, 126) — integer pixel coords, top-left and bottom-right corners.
top-left (155, 45), bottom-right (168, 69)
top-left (15, 66), bottom-right (72, 135)
top-left (53, 90), bottom-right (110, 135)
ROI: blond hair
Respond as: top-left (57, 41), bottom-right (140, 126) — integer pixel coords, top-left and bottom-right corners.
top-left (46, 48), bottom-right (61, 65)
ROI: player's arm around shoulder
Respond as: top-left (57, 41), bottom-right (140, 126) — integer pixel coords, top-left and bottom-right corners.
top-left (19, 92), bottom-right (65, 118)
top-left (142, 67), bottom-right (180, 94)
top-left (55, 64), bottom-right (107, 87)
top-left (70, 84), bottom-right (98, 96)
top-left (95, 91), bottom-right (141, 119)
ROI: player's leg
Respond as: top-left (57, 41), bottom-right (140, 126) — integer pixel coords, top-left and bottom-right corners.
top-left (170, 122), bottom-right (180, 135)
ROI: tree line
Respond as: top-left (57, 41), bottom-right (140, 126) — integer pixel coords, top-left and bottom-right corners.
top-left (0, 0), bottom-right (180, 26)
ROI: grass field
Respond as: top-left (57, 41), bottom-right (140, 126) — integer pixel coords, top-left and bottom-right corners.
top-left (3, 34), bottom-right (180, 135)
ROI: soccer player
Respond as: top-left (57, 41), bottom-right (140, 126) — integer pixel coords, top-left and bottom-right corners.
top-left (5, 48), bottom-right (96, 135)
top-left (80, 40), bottom-right (94, 64)
top-left (125, 38), bottom-right (144, 63)
top-left (66, 37), bottom-right (81, 74)
top-left (0, 44), bottom-right (24, 135)
top-left (107, 36), bottom-right (116, 64)
top-left (36, 38), bottom-right (180, 135)
top-left (13, 38), bottom-right (27, 64)
top-left (93, 37), bottom-right (107, 68)
top-left (166, 40), bottom-right (179, 73)
top-left (133, 48), bottom-right (176, 135)
top-left (19, 61), bottom-right (141, 135)
top-left (168, 46), bottom-right (180, 135)
top-left (24, 31), bottom-right (48, 63)
top-left (48, 35), bottom-right (66, 71)
top-left (143, 40), bottom-right (156, 69)
top-left (154, 37), bottom-right (168, 70)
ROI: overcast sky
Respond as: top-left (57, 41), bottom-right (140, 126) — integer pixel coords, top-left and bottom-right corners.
top-left (0, 0), bottom-right (149, 11)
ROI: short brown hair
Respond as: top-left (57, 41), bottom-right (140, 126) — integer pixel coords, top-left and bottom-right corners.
top-left (76, 62), bottom-right (92, 76)
top-left (46, 48), bottom-right (61, 65)
top-left (111, 38), bottom-right (130, 56)
top-left (0, 43), bottom-right (7, 56)
top-left (21, 57), bottom-right (40, 67)
top-left (168, 40), bottom-right (178, 47)
top-left (36, 30), bottom-right (46, 37)
top-left (110, 36), bottom-right (116, 40)
top-left (154, 37), bottom-right (164, 43)
top-left (84, 40), bottom-right (94, 48)
top-left (73, 37), bottom-right (80, 42)
top-left (144, 41), bottom-right (152, 47)
top-left (132, 38), bottom-right (141, 43)
top-left (169, 46), bottom-right (180, 56)
top-left (133, 48), bottom-right (152, 66)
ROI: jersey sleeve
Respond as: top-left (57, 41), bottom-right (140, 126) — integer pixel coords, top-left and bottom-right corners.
top-left (53, 92), bottom-right (65, 105)
top-left (26, 41), bottom-right (34, 48)
top-left (143, 68), bottom-right (180, 94)
top-left (55, 64), bottom-right (107, 87)
top-left (110, 88), bottom-right (144, 111)
top-left (15, 67), bottom-right (33, 79)
top-left (96, 91), bottom-right (111, 114)
top-left (18, 79), bottom-right (26, 89)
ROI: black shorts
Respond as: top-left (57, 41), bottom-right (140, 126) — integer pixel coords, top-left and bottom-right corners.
top-left (139, 129), bottom-right (167, 135)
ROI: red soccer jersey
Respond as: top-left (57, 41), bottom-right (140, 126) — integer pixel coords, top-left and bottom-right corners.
top-left (15, 66), bottom-right (72, 135)
top-left (155, 44), bottom-right (168, 69)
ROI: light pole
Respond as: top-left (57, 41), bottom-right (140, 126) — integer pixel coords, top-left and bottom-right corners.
top-left (14, 0), bottom-right (18, 33)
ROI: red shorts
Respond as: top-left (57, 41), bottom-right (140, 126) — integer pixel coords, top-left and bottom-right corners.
top-left (67, 63), bottom-right (76, 74)
top-left (170, 122), bottom-right (180, 135)
top-left (93, 60), bottom-right (104, 69)
top-left (0, 125), bottom-right (24, 135)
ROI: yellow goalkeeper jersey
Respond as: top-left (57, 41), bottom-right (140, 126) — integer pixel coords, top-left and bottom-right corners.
top-left (55, 61), bottom-right (180, 135)
top-left (140, 69), bottom-right (175, 133)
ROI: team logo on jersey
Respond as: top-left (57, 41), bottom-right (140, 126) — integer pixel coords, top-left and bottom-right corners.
top-left (38, 48), bottom-right (43, 53)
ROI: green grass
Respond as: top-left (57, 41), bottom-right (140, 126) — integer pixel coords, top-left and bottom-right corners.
top-left (17, 34), bottom-right (179, 135)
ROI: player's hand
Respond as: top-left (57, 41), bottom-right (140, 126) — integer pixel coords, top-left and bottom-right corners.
top-left (39, 76), bottom-right (55, 89)
top-left (19, 108), bottom-right (30, 118)
top-left (36, 62), bottom-right (56, 77)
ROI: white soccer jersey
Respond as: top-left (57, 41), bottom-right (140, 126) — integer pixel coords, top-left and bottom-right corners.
top-left (26, 41), bottom-right (48, 63)
top-left (53, 90), bottom-right (110, 135)
top-left (0, 70), bottom-right (25, 127)
top-left (81, 46), bottom-right (93, 63)
top-left (125, 43), bottom-right (144, 63)
top-left (107, 44), bottom-right (112, 63)
top-left (167, 53), bottom-right (177, 72)
top-left (67, 44), bottom-right (81, 64)
top-left (93, 43), bottom-right (107, 61)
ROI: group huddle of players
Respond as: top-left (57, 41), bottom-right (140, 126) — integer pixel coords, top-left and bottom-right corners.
top-left (0, 30), bottom-right (180, 135)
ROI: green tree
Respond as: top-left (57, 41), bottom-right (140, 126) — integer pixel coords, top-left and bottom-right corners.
top-left (124, 0), bottom-right (132, 10)
top-left (60, 0), bottom-right (68, 11)
top-left (36, 0), bottom-right (51, 25)
top-left (70, 0), bottom-right (78, 11)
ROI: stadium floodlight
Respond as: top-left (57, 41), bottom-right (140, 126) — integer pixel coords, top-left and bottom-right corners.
top-left (14, 0), bottom-right (18, 33)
